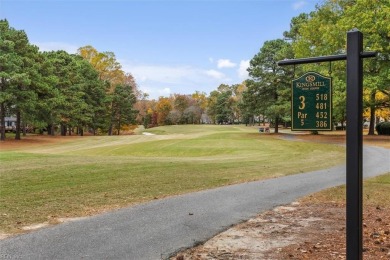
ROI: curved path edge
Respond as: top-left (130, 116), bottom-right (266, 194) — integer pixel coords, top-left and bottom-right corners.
top-left (1, 146), bottom-right (389, 259)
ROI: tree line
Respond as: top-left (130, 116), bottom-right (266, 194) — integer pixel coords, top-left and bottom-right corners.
top-left (142, 0), bottom-right (389, 134)
top-left (1, 0), bottom-right (389, 140)
top-left (1, 20), bottom-right (138, 140)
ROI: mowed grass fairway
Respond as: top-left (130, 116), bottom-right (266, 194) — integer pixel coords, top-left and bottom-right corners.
top-left (0, 125), bottom-right (345, 234)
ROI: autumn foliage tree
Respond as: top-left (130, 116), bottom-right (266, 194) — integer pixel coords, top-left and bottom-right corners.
top-left (156, 97), bottom-right (173, 125)
top-left (288, 0), bottom-right (390, 134)
top-left (78, 45), bottom-right (139, 135)
top-left (0, 20), bottom-right (139, 139)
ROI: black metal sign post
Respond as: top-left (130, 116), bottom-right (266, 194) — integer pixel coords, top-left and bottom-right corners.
top-left (346, 30), bottom-right (364, 260)
top-left (278, 29), bottom-right (376, 260)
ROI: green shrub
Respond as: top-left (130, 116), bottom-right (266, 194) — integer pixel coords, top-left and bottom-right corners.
top-left (376, 121), bottom-right (390, 135)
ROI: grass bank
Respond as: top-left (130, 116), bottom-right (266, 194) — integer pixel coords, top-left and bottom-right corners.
top-left (302, 173), bottom-right (390, 208)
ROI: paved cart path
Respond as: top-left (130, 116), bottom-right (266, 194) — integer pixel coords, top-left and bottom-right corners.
top-left (1, 146), bottom-right (389, 260)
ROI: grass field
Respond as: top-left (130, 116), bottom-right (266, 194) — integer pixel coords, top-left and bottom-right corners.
top-left (0, 125), bottom-right (349, 234)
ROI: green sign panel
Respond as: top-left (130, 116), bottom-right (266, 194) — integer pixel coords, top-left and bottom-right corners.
top-left (292, 72), bottom-right (332, 131)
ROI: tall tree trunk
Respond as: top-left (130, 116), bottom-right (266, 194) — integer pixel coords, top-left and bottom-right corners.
top-left (274, 116), bottom-right (279, 134)
top-left (47, 124), bottom-right (54, 136)
top-left (15, 110), bottom-right (21, 140)
top-left (117, 124), bottom-right (121, 135)
top-left (108, 112), bottom-right (114, 136)
top-left (0, 103), bottom-right (5, 141)
top-left (23, 122), bottom-right (27, 136)
top-left (47, 124), bottom-right (51, 135)
top-left (117, 111), bottom-right (121, 135)
top-left (368, 106), bottom-right (376, 135)
top-left (368, 90), bottom-right (376, 135)
top-left (61, 124), bottom-right (66, 136)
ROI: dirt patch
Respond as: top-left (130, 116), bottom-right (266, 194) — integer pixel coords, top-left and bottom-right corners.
top-left (173, 202), bottom-right (390, 259)
top-left (0, 135), bottom-right (81, 151)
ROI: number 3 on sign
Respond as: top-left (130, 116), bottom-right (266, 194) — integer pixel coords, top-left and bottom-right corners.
top-left (299, 96), bottom-right (305, 110)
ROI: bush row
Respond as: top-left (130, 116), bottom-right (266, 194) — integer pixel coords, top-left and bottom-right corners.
top-left (376, 122), bottom-right (390, 135)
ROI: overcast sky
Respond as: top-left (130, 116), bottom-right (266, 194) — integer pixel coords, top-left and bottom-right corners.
top-left (1, 0), bottom-right (320, 99)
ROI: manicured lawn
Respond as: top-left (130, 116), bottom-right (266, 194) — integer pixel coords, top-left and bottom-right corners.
top-left (0, 125), bottom-right (345, 234)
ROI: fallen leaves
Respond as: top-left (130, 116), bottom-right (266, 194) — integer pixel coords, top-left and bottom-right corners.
top-left (172, 202), bottom-right (390, 259)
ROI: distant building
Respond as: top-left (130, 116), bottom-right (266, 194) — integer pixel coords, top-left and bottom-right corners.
top-left (4, 116), bottom-right (16, 132)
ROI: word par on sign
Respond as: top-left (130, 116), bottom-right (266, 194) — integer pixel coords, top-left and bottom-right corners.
top-left (291, 72), bottom-right (332, 131)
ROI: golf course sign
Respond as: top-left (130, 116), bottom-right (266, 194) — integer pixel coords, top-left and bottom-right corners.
top-left (291, 72), bottom-right (332, 131)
